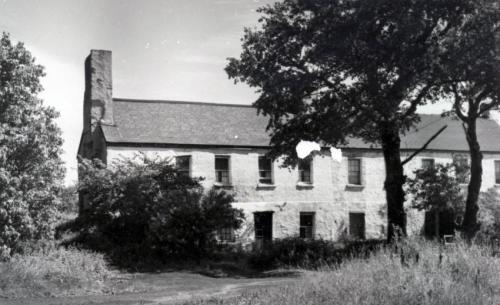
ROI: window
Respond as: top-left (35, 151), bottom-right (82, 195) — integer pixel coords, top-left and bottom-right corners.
top-left (300, 213), bottom-right (315, 239)
top-left (298, 159), bottom-right (312, 183)
top-left (349, 213), bottom-right (365, 240)
top-left (348, 158), bottom-right (362, 185)
top-left (218, 228), bottom-right (235, 242)
top-left (258, 156), bottom-right (273, 184)
top-left (421, 158), bottom-right (435, 170)
top-left (496, 160), bottom-right (500, 184)
top-left (215, 156), bottom-right (230, 184)
top-left (175, 155), bottom-right (191, 176)
top-left (453, 154), bottom-right (469, 184)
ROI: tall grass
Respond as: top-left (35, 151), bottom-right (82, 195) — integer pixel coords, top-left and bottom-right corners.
top-left (186, 239), bottom-right (500, 305)
top-left (0, 246), bottom-right (113, 298)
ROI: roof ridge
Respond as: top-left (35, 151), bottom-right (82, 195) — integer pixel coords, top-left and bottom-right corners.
top-left (112, 97), bottom-right (255, 108)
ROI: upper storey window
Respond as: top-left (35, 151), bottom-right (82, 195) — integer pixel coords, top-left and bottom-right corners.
top-left (258, 156), bottom-right (273, 184)
top-left (495, 160), bottom-right (500, 184)
top-left (298, 158), bottom-right (312, 184)
top-left (348, 158), bottom-right (362, 185)
top-left (215, 156), bottom-right (230, 185)
top-left (421, 158), bottom-right (435, 170)
top-left (175, 155), bottom-right (191, 177)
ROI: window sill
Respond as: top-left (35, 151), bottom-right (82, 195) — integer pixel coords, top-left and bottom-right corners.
top-left (257, 183), bottom-right (276, 189)
top-left (296, 182), bottom-right (314, 189)
top-left (213, 182), bottom-right (233, 189)
top-left (345, 184), bottom-right (364, 191)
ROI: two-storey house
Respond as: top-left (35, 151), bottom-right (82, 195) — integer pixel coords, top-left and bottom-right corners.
top-left (78, 50), bottom-right (500, 244)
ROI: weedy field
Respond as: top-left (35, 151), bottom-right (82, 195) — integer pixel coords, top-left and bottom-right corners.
top-left (0, 247), bottom-right (113, 298)
top-left (182, 239), bottom-right (500, 305)
top-left (1, 239), bottom-right (500, 305)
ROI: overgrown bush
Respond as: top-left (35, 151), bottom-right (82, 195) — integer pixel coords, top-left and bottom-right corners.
top-left (406, 161), bottom-right (466, 238)
top-left (247, 237), bottom-right (384, 270)
top-left (476, 188), bottom-right (500, 243)
top-left (60, 184), bottom-right (79, 214)
top-left (70, 155), bottom-right (244, 264)
top-left (0, 246), bottom-right (112, 297)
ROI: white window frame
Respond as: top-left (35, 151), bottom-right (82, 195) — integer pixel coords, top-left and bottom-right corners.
top-left (299, 212), bottom-right (315, 239)
top-left (258, 155), bottom-right (274, 185)
top-left (215, 155), bottom-right (231, 185)
top-left (298, 158), bottom-right (313, 184)
top-left (347, 158), bottom-right (362, 186)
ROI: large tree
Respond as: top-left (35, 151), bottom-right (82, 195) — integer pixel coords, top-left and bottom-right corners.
top-left (226, 0), bottom-right (472, 241)
top-left (0, 33), bottom-right (65, 258)
top-left (439, 0), bottom-right (500, 239)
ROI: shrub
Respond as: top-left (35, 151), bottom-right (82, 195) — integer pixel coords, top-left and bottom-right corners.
top-left (0, 246), bottom-right (112, 297)
top-left (406, 161), bottom-right (466, 238)
top-left (71, 155), bottom-right (244, 264)
top-left (475, 188), bottom-right (500, 243)
top-left (247, 237), bottom-right (384, 270)
top-left (60, 184), bottom-right (79, 214)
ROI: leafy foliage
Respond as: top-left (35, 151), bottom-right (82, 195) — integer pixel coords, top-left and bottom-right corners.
top-left (247, 237), bottom-right (384, 270)
top-left (476, 188), bottom-right (500, 242)
top-left (226, 0), bottom-right (472, 163)
top-left (74, 155), bottom-right (244, 263)
top-left (226, 0), bottom-right (475, 240)
top-left (60, 184), bottom-right (78, 214)
top-left (0, 33), bottom-right (65, 259)
top-left (406, 162), bottom-right (466, 213)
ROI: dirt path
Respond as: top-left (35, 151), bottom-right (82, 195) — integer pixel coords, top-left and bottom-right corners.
top-left (1, 271), bottom-right (301, 305)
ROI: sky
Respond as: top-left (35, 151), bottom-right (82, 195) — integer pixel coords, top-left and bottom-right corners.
top-left (0, 0), bottom-right (477, 185)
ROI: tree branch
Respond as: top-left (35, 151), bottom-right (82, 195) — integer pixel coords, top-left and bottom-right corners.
top-left (401, 125), bottom-right (448, 166)
top-left (452, 84), bottom-right (468, 121)
top-left (402, 83), bottom-right (433, 119)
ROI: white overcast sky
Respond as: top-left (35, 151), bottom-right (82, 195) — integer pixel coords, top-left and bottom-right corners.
top-left (0, 0), bottom-right (465, 185)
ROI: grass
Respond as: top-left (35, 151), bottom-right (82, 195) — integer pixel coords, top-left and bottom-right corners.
top-left (2, 238), bottom-right (500, 304)
top-left (0, 246), bottom-right (113, 298)
top-left (183, 239), bottom-right (500, 305)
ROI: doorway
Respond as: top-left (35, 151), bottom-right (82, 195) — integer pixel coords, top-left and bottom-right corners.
top-left (254, 212), bottom-right (273, 247)
top-left (349, 212), bottom-right (366, 240)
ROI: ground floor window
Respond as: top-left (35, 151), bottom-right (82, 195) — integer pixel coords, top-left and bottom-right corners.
top-left (218, 228), bottom-right (235, 242)
top-left (349, 212), bottom-right (365, 240)
top-left (299, 212), bottom-right (315, 239)
top-left (495, 160), bottom-right (500, 184)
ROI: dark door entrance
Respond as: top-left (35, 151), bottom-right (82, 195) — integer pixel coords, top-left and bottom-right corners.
top-left (349, 212), bottom-right (366, 240)
top-left (424, 209), bottom-right (455, 239)
top-left (254, 212), bottom-right (273, 246)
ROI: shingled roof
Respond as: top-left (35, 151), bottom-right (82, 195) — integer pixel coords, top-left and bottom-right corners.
top-left (100, 98), bottom-right (500, 152)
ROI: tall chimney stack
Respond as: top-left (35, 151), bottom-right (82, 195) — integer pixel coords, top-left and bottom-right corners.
top-left (83, 50), bottom-right (113, 132)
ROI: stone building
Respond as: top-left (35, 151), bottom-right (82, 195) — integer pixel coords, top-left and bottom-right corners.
top-left (78, 50), bottom-right (500, 244)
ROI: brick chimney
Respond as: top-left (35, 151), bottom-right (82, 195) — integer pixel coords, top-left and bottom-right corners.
top-left (83, 50), bottom-right (114, 132)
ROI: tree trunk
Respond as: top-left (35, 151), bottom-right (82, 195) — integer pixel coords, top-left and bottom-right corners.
top-left (434, 209), bottom-right (440, 240)
top-left (381, 130), bottom-right (407, 242)
top-left (461, 119), bottom-right (482, 240)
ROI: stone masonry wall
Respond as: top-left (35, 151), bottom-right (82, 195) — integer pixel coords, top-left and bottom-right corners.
top-left (107, 146), bottom-right (500, 243)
